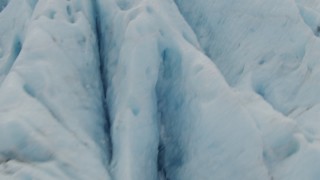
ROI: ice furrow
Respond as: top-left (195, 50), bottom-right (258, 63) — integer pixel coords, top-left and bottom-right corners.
top-left (95, 1), bottom-right (160, 179)
top-left (295, 1), bottom-right (320, 37)
top-left (96, 0), bottom-right (271, 179)
top-left (92, 0), bottom-right (113, 164)
top-left (0, 0), bottom-right (35, 86)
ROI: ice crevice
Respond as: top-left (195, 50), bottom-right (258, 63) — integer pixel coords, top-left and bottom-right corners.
top-left (294, 0), bottom-right (320, 37)
top-left (0, 0), bottom-right (36, 86)
top-left (0, 0), bottom-right (8, 13)
top-left (92, 0), bottom-right (113, 165)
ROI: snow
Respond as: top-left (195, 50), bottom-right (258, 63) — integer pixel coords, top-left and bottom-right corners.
top-left (1, 0), bottom-right (320, 179)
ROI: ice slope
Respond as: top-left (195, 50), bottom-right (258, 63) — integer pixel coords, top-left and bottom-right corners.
top-left (0, 0), bottom-right (110, 179)
top-left (95, 0), bottom-right (308, 180)
top-left (96, 0), bottom-right (270, 179)
top-left (1, 0), bottom-right (320, 180)
top-left (174, 0), bottom-right (320, 179)
top-left (174, 0), bottom-right (320, 118)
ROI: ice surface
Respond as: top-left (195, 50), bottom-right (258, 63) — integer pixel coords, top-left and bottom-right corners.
top-left (174, 0), bottom-right (320, 179)
top-left (1, 0), bottom-right (320, 179)
top-left (0, 0), bottom-right (110, 179)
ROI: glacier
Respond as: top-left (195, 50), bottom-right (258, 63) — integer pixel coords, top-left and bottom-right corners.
top-left (0, 0), bottom-right (320, 179)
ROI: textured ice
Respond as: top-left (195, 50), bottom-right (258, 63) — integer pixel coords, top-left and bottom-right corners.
top-left (0, 0), bottom-right (110, 179)
top-left (0, 0), bottom-right (320, 180)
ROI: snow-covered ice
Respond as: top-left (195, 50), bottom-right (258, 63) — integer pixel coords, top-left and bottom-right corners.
top-left (0, 0), bottom-right (320, 179)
